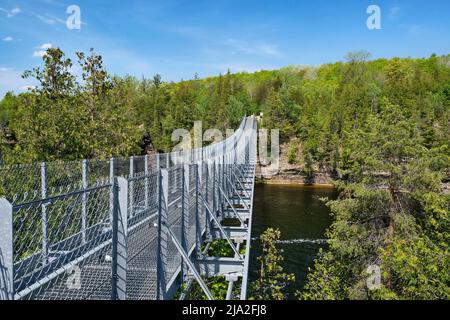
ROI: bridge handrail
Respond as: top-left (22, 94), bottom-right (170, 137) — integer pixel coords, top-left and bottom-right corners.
top-left (157, 116), bottom-right (253, 167)
top-left (0, 115), bottom-right (257, 300)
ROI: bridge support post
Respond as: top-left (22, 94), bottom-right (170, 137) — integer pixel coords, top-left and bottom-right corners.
top-left (40, 162), bottom-right (48, 266)
top-left (144, 155), bottom-right (149, 208)
top-left (129, 156), bottom-right (134, 217)
top-left (109, 158), bottom-right (115, 228)
top-left (81, 159), bottom-right (87, 244)
top-left (217, 158), bottom-right (222, 218)
top-left (0, 198), bottom-right (13, 300)
top-left (157, 169), bottom-right (169, 299)
top-left (112, 177), bottom-right (128, 300)
top-left (204, 161), bottom-right (212, 242)
top-left (212, 160), bottom-right (218, 224)
top-left (180, 165), bottom-right (190, 282)
top-left (221, 140), bottom-right (226, 217)
top-left (194, 163), bottom-right (203, 258)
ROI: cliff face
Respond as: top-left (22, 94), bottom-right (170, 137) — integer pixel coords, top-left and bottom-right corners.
top-left (255, 141), bottom-right (450, 192)
top-left (256, 142), bottom-right (336, 185)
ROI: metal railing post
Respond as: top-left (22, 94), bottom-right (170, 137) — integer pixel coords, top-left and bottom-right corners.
top-left (40, 162), bottom-right (48, 266)
top-left (218, 156), bottom-right (223, 217)
top-left (157, 169), bottom-right (169, 299)
top-left (181, 165), bottom-right (189, 251)
top-left (194, 163), bottom-right (202, 258)
top-left (81, 159), bottom-right (87, 244)
top-left (0, 198), bottom-right (13, 300)
top-left (180, 165), bottom-right (189, 283)
top-left (228, 154), bottom-right (232, 197)
top-left (112, 177), bottom-right (128, 300)
top-left (212, 160), bottom-right (217, 219)
top-left (111, 179), bottom-right (118, 300)
top-left (129, 156), bottom-right (134, 217)
top-left (222, 155), bottom-right (226, 208)
top-left (233, 137), bottom-right (237, 168)
top-left (246, 137), bottom-right (250, 165)
top-left (204, 161), bottom-right (211, 241)
top-left (144, 155), bottom-right (149, 209)
top-left (109, 158), bottom-right (114, 227)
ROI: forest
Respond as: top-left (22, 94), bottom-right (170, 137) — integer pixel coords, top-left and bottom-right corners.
top-left (0, 48), bottom-right (449, 299)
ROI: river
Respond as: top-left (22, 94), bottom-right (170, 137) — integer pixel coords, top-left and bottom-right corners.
top-left (249, 183), bottom-right (338, 297)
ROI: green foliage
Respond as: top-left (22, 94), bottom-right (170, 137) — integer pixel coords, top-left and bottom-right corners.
top-left (3, 50), bottom-right (449, 166)
top-left (184, 276), bottom-right (231, 300)
top-left (300, 249), bottom-right (349, 300)
top-left (250, 228), bottom-right (295, 300)
top-left (207, 239), bottom-right (234, 258)
top-left (0, 92), bottom-right (21, 161)
top-left (299, 52), bottom-right (449, 300)
top-left (2, 48), bottom-right (142, 163)
top-left (287, 140), bottom-right (299, 164)
top-left (375, 235), bottom-right (450, 299)
top-left (181, 239), bottom-right (244, 300)
top-left (1, 49), bottom-right (449, 300)
top-left (301, 66), bottom-right (450, 299)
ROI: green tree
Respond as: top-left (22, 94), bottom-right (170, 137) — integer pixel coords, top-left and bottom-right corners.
top-left (16, 47), bottom-right (82, 161)
top-left (302, 97), bottom-right (450, 299)
top-left (250, 228), bottom-right (295, 300)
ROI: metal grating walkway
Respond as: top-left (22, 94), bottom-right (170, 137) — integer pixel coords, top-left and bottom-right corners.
top-left (0, 116), bottom-right (257, 300)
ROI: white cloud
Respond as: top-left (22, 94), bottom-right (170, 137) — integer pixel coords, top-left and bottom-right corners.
top-left (39, 43), bottom-right (53, 50)
top-left (33, 12), bottom-right (87, 28)
top-left (32, 43), bottom-right (53, 57)
top-left (0, 7), bottom-right (21, 18)
top-left (167, 25), bottom-right (282, 58)
top-left (2, 36), bottom-right (13, 42)
top-left (36, 14), bottom-right (56, 25)
top-left (10, 7), bottom-right (20, 15)
top-left (32, 50), bottom-right (47, 58)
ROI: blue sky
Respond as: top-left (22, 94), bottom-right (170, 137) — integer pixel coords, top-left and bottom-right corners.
top-left (1, 0), bottom-right (450, 98)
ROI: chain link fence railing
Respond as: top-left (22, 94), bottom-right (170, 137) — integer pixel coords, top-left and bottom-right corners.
top-left (0, 116), bottom-right (257, 300)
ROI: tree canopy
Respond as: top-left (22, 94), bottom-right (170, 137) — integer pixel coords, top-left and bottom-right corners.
top-left (0, 48), bottom-right (449, 300)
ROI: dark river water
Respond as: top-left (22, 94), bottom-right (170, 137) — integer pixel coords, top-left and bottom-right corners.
top-left (249, 184), bottom-right (338, 296)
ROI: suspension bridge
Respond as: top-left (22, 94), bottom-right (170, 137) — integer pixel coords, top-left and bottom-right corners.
top-left (0, 116), bottom-right (257, 300)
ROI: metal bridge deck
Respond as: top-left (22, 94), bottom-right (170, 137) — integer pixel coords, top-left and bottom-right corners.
top-left (0, 116), bottom-right (257, 300)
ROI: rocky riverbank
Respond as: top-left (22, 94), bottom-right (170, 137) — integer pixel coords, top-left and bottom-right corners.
top-left (256, 142), bottom-right (336, 186)
top-left (256, 165), bottom-right (335, 186)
